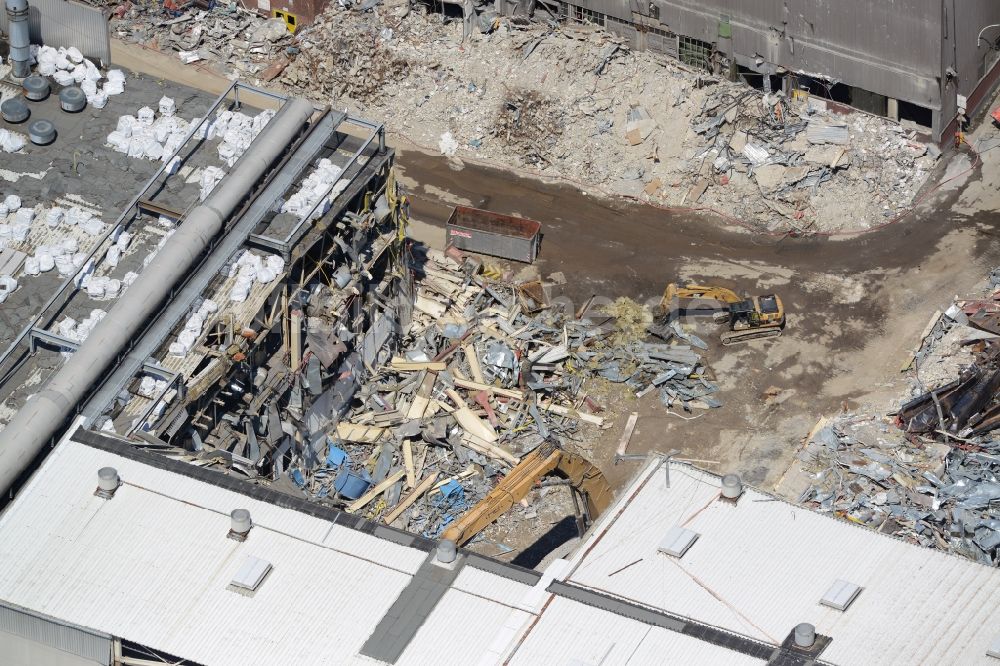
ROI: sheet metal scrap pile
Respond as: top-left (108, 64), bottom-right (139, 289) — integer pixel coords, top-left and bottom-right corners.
top-left (799, 268), bottom-right (1000, 563)
top-left (293, 248), bottom-right (717, 539)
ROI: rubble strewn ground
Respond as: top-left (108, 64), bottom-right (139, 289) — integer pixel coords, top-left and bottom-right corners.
top-left (286, 243), bottom-right (718, 555)
top-left (793, 267), bottom-right (1000, 563)
top-left (95, 1), bottom-right (942, 234)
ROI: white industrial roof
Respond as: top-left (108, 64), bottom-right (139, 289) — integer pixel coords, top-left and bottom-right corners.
top-left (556, 459), bottom-right (1000, 665)
top-left (0, 439), bottom-right (527, 666)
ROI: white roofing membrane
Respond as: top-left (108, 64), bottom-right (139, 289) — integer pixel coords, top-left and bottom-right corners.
top-left (561, 460), bottom-right (1000, 665)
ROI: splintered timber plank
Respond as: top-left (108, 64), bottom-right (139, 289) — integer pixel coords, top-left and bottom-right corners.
top-left (383, 472), bottom-right (439, 525)
top-left (446, 389), bottom-right (498, 442)
top-left (347, 469), bottom-right (406, 514)
top-left (616, 412), bottom-right (639, 457)
top-left (337, 422), bottom-right (388, 443)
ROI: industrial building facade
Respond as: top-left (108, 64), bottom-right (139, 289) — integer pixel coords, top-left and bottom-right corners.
top-left (550, 0), bottom-right (1000, 141)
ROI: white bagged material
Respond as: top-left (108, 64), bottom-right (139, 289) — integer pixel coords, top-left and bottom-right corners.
top-left (199, 166), bottom-right (225, 201)
top-left (158, 96), bottom-right (176, 117)
top-left (72, 252), bottom-right (86, 268)
top-left (4, 195), bottom-right (20, 212)
top-left (73, 259), bottom-right (94, 288)
top-left (178, 328), bottom-right (197, 350)
top-left (36, 253), bottom-right (54, 273)
top-left (54, 254), bottom-right (74, 276)
top-left (86, 276), bottom-right (106, 299)
top-left (0, 203), bottom-right (7, 218)
top-left (0, 129), bottom-right (26, 153)
top-left (23, 257), bottom-right (39, 276)
top-left (266, 255), bottom-right (285, 273)
top-left (116, 231), bottom-right (132, 251)
top-left (52, 69), bottom-right (75, 86)
top-left (105, 245), bottom-right (121, 268)
top-left (70, 64), bottom-right (87, 83)
top-left (0, 225), bottom-right (10, 241)
top-left (61, 237), bottom-right (78, 254)
top-left (199, 298), bottom-right (218, 315)
top-left (37, 61), bottom-right (56, 76)
top-left (230, 275), bottom-right (252, 302)
top-left (138, 376), bottom-right (157, 397)
top-left (90, 91), bottom-right (108, 109)
top-left (66, 47), bottom-right (84, 64)
top-left (256, 267), bottom-right (276, 284)
top-left (54, 53), bottom-right (71, 70)
top-left (137, 106), bottom-right (155, 126)
top-left (116, 115), bottom-right (136, 136)
top-left (82, 218), bottom-right (105, 236)
top-left (57, 317), bottom-right (77, 340)
top-left (104, 278), bottom-right (121, 298)
top-left (106, 69), bottom-right (125, 84)
top-left (46, 207), bottom-right (64, 227)
top-left (168, 342), bottom-right (188, 357)
top-left (13, 207), bottom-right (33, 225)
top-left (10, 221), bottom-right (29, 242)
top-left (0, 274), bottom-right (18, 302)
top-left (81, 79), bottom-right (98, 96)
top-left (122, 271), bottom-right (138, 287)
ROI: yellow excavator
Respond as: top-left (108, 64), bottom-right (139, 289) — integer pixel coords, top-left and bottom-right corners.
top-left (660, 283), bottom-right (785, 345)
top-left (441, 442), bottom-right (613, 547)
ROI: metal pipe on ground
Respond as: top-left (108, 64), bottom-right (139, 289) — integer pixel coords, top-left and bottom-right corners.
top-left (0, 97), bottom-right (316, 496)
top-left (5, 0), bottom-right (31, 78)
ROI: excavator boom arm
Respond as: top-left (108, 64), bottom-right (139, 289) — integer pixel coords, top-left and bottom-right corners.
top-left (440, 444), bottom-right (612, 546)
top-left (661, 283), bottom-right (742, 311)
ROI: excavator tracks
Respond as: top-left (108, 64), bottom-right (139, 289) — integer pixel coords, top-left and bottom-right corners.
top-left (720, 327), bottom-right (783, 346)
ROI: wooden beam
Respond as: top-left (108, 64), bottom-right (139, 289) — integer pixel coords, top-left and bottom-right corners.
top-left (453, 377), bottom-right (524, 401)
top-left (383, 472), bottom-right (439, 525)
top-left (446, 389), bottom-right (498, 442)
top-left (337, 422), bottom-right (387, 443)
top-left (461, 434), bottom-right (520, 466)
top-left (538, 400), bottom-right (604, 426)
top-left (403, 439), bottom-right (415, 489)
top-left (390, 358), bottom-right (447, 372)
top-left (616, 412), bottom-right (639, 457)
top-left (347, 468), bottom-right (406, 513)
top-left (463, 343), bottom-right (486, 384)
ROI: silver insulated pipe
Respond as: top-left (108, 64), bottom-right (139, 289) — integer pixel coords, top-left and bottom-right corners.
top-left (4, 0), bottom-right (30, 78)
top-left (0, 97), bottom-right (315, 495)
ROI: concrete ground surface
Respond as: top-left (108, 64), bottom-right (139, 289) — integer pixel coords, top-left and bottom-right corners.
top-left (58, 39), bottom-right (1000, 537)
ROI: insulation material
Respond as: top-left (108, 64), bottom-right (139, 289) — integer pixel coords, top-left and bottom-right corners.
top-left (280, 158), bottom-right (343, 221)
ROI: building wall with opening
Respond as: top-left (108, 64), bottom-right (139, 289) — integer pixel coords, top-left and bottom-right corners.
top-left (561, 0), bottom-right (1000, 141)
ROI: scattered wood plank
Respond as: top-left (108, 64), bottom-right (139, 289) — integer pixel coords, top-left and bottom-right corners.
top-left (430, 465), bottom-right (478, 494)
top-left (337, 422), bottom-right (387, 444)
top-left (461, 434), bottom-right (520, 466)
top-left (403, 439), bottom-right (415, 489)
top-left (447, 389), bottom-right (498, 442)
top-left (346, 468), bottom-right (406, 514)
top-left (463, 343), bottom-right (486, 384)
top-left (616, 412), bottom-right (639, 457)
top-left (406, 371), bottom-right (437, 419)
top-left (390, 358), bottom-right (447, 372)
top-left (383, 472), bottom-right (440, 525)
top-left (415, 295), bottom-right (447, 318)
top-left (453, 377), bottom-right (524, 401)
top-left (538, 400), bottom-right (605, 426)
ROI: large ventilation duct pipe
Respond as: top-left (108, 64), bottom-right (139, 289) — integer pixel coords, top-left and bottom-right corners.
top-left (0, 97), bottom-right (315, 495)
top-left (5, 0), bottom-right (30, 78)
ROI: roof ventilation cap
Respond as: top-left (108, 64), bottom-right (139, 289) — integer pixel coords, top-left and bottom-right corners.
top-left (720, 473), bottom-right (743, 501)
top-left (1, 97), bottom-right (29, 123)
top-left (28, 119), bottom-right (55, 145)
top-left (820, 579), bottom-right (862, 611)
top-left (22, 75), bottom-right (50, 101)
top-left (436, 538), bottom-right (457, 564)
top-left (229, 555), bottom-right (272, 595)
top-left (228, 509), bottom-right (252, 541)
top-left (95, 467), bottom-right (120, 499)
top-left (59, 86), bottom-right (86, 113)
top-left (794, 623), bottom-right (816, 648)
top-left (658, 525), bottom-right (699, 558)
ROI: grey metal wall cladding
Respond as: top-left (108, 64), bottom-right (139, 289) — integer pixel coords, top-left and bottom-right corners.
top-left (0, 602), bottom-right (111, 664)
top-left (0, 0), bottom-right (111, 66)
top-left (648, 31), bottom-right (679, 59)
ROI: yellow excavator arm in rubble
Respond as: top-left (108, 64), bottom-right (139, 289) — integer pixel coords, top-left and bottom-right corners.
top-left (661, 283), bottom-right (743, 311)
top-left (440, 443), bottom-right (613, 547)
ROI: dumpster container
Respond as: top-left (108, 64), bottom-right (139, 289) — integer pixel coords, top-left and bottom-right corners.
top-left (446, 206), bottom-right (541, 263)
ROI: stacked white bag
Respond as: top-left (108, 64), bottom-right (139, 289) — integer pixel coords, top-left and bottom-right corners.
top-left (280, 158), bottom-right (344, 221)
top-left (37, 46), bottom-right (121, 107)
top-left (107, 100), bottom-right (191, 163)
top-left (227, 251), bottom-right (283, 303)
top-left (168, 298), bottom-right (217, 357)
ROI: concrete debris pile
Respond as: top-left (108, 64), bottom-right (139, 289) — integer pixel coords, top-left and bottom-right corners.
top-left (686, 88), bottom-right (939, 232)
top-left (284, 246), bottom-right (714, 538)
top-left (102, 2), bottom-right (294, 78)
top-left (245, 1), bottom-right (935, 234)
top-left (797, 414), bottom-right (1000, 563)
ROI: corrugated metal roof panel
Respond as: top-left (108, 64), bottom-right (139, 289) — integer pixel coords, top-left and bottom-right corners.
top-left (506, 595), bottom-right (764, 665)
top-left (0, 441), bottom-right (474, 665)
top-left (561, 460), bottom-right (1000, 665)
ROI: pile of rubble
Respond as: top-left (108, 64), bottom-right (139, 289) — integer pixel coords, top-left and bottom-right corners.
top-left (797, 268), bottom-right (1000, 563)
top-left (86, 0), bottom-right (940, 233)
top-left (285, 245), bottom-right (716, 541)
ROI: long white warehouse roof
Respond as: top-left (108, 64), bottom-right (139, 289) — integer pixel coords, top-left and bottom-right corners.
top-left (550, 458), bottom-right (1000, 665)
top-left (0, 435), bottom-right (769, 666)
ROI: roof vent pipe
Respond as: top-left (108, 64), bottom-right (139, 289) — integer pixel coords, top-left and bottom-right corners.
top-left (4, 0), bottom-right (31, 79)
top-left (1, 98), bottom-right (29, 123)
top-left (228, 509), bottom-right (252, 541)
top-left (22, 76), bottom-right (50, 102)
top-left (721, 473), bottom-right (743, 500)
top-left (28, 119), bottom-right (55, 145)
top-left (436, 538), bottom-right (457, 564)
top-left (794, 622), bottom-right (816, 648)
top-left (59, 86), bottom-right (86, 113)
top-left (95, 467), bottom-right (120, 499)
